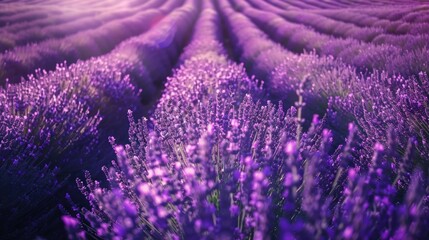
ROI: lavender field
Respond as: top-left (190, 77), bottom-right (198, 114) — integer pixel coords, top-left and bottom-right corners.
top-left (1, 0), bottom-right (429, 239)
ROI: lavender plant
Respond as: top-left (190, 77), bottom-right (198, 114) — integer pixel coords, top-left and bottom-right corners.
top-left (0, 56), bottom-right (142, 238)
top-left (329, 71), bottom-right (429, 171)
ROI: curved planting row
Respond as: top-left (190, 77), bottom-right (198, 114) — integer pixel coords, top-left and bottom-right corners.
top-left (268, 0), bottom-right (317, 9)
top-left (315, 9), bottom-right (429, 36)
top-left (0, 6), bottom-right (59, 27)
top-left (229, 0), bottom-right (428, 77)
top-left (248, 0), bottom-right (385, 42)
top-left (0, 0), bottom-right (129, 22)
top-left (266, 0), bottom-right (298, 10)
top-left (0, 0), bottom-right (182, 84)
top-left (398, 9), bottom-right (429, 23)
top-left (0, 0), bottom-right (120, 27)
top-left (267, 0), bottom-right (398, 9)
top-left (0, 0), bottom-right (199, 238)
top-left (247, 0), bottom-right (429, 51)
top-left (303, 0), bottom-right (424, 8)
top-left (0, 8), bottom-right (100, 35)
top-left (0, 0), bottom-right (165, 53)
top-left (353, 5), bottom-right (429, 23)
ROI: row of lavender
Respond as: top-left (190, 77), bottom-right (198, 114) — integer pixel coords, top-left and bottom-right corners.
top-left (0, 0), bottom-right (427, 85)
top-left (61, 0), bottom-right (429, 239)
top-left (234, 0), bottom-right (429, 77)
top-left (247, 0), bottom-right (429, 49)
top-left (0, 0), bottom-right (159, 46)
top-left (0, 0), bottom-right (161, 52)
top-left (267, 0), bottom-right (428, 10)
top-left (0, 0), bottom-right (199, 238)
top-left (0, 0), bottom-right (180, 83)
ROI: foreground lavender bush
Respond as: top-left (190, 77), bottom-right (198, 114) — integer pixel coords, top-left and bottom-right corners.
top-left (65, 77), bottom-right (429, 240)
top-left (64, 49), bottom-right (429, 240)
top-left (0, 59), bottom-right (140, 238)
top-left (329, 72), bottom-right (429, 170)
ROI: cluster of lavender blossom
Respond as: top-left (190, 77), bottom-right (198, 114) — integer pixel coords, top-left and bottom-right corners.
top-left (0, 56), bottom-right (140, 238)
top-left (61, 0), bottom-right (429, 239)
